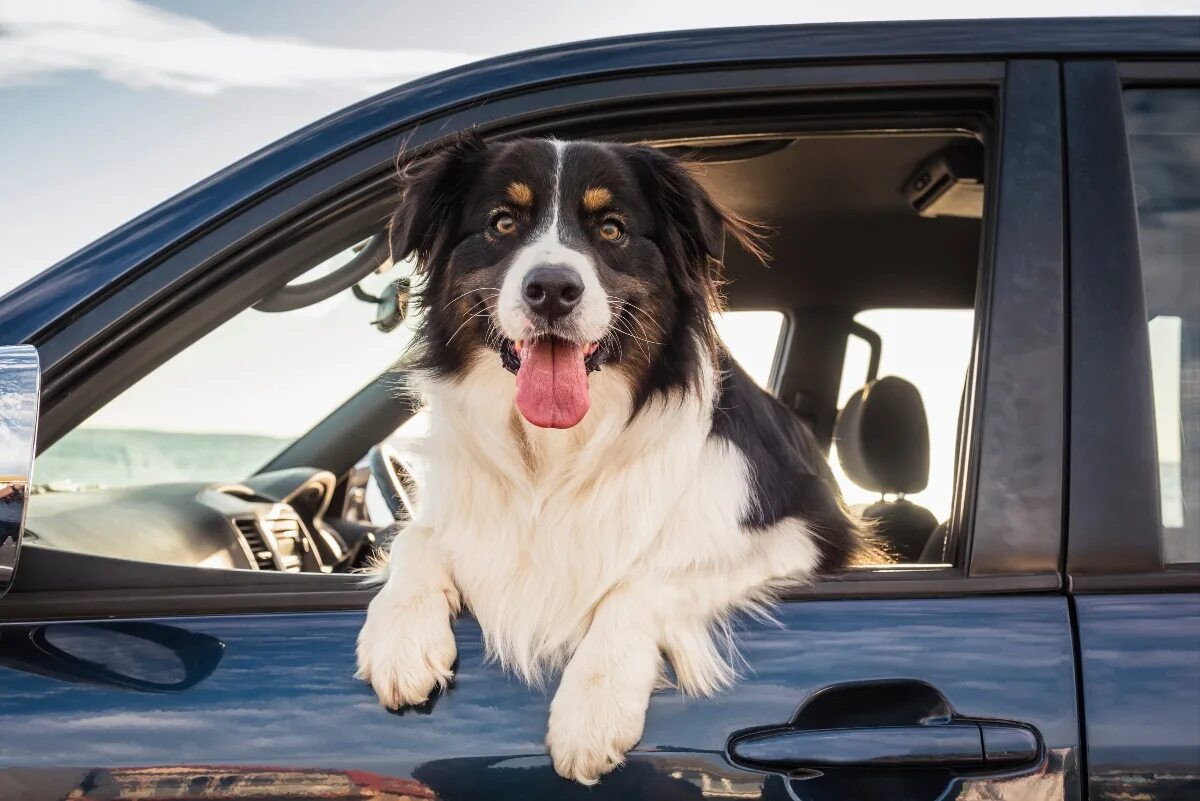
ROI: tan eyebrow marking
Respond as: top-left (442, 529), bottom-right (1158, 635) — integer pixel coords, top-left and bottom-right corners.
top-left (506, 181), bottom-right (533, 207)
top-left (583, 186), bottom-right (612, 212)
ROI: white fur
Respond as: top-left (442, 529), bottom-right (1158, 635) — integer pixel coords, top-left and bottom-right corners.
top-left (356, 347), bottom-right (821, 784)
top-left (497, 140), bottom-right (611, 344)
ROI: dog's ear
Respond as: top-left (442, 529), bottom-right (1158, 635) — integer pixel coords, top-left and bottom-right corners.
top-left (628, 145), bottom-right (767, 305)
top-left (388, 131), bottom-right (487, 274)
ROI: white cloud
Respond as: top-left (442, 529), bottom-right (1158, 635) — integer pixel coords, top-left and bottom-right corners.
top-left (0, 0), bottom-right (478, 95)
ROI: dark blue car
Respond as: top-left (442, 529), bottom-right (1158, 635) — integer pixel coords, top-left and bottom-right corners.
top-left (0, 17), bottom-right (1197, 801)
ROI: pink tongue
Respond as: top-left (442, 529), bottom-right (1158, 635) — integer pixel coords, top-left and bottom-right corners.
top-left (515, 339), bottom-right (590, 429)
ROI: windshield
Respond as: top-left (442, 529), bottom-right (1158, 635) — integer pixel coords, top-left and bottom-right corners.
top-left (33, 243), bottom-right (418, 491)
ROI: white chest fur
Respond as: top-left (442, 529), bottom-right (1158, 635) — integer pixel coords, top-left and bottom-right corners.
top-left (412, 355), bottom-right (757, 682)
top-left (360, 352), bottom-right (824, 786)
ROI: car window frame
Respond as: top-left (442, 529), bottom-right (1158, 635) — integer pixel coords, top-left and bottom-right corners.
top-left (3, 56), bottom-right (1071, 621)
top-left (1064, 59), bottom-right (1200, 592)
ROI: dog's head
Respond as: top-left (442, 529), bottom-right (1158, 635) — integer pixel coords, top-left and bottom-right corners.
top-left (391, 135), bottom-right (763, 429)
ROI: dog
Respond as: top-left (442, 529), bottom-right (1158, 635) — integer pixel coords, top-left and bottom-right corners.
top-left (355, 135), bottom-right (867, 784)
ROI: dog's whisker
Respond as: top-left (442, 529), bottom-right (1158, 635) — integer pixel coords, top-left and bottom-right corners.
top-left (462, 292), bottom-right (500, 314)
top-left (628, 318), bottom-right (663, 346)
top-left (485, 322), bottom-right (505, 350)
top-left (610, 320), bottom-right (662, 347)
top-left (459, 300), bottom-right (490, 319)
top-left (621, 301), bottom-right (666, 334)
top-left (606, 299), bottom-right (665, 345)
top-left (609, 298), bottom-right (666, 337)
top-left (605, 317), bottom-right (652, 360)
top-left (600, 330), bottom-right (624, 363)
top-left (445, 313), bottom-right (492, 346)
top-left (443, 286), bottom-right (501, 311)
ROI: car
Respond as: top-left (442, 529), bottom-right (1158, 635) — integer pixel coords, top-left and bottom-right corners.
top-left (0, 16), bottom-right (1197, 801)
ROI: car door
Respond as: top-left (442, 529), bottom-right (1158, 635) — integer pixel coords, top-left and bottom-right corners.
top-left (1064, 60), bottom-right (1200, 801)
top-left (0, 29), bottom-right (1083, 801)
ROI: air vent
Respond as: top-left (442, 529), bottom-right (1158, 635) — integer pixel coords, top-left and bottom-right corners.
top-left (262, 515), bottom-right (306, 572)
top-left (234, 518), bottom-right (275, 570)
top-left (264, 516), bottom-right (301, 539)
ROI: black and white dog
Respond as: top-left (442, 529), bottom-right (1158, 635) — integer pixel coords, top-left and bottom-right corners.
top-left (356, 135), bottom-right (866, 783)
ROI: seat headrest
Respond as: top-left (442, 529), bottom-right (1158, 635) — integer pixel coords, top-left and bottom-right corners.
top-left (835, 375), bottom-right (930, 495)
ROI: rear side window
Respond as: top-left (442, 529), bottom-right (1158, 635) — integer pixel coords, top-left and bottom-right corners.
top-left (833, 309), bottom-right (975, 525)
top-left (714, 310), bottom-right (785, 388)
top-left (1126, 87), bottom-right (1200, 565)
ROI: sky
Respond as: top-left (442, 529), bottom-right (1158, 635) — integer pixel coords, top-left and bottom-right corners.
top-left (1, 0), bottom-right (1192, 517)
top-left (2, 0), bottom-right (1196, 294)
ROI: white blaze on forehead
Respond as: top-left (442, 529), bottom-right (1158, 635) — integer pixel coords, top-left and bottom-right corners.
top-left (497, 140), bottom-right (611, 344)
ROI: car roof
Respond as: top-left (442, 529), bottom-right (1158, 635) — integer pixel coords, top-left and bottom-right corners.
top-left (690, 131), bottom-right (984, 310)
top-left (2, 17), bottom-right (1196, 343)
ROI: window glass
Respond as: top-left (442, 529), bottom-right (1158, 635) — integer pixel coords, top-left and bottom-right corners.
top-left (1126, 87), bottom-right (1200, 565)
top-left (832, 308), bottom-right (975, 524)
top-left (713, 310), bottom-right (785, 388)
top-left (33, 243), bottom-right (419, 491)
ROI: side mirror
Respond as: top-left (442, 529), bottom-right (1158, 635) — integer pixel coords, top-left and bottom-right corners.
top-left (0, 345), bottom-right (39, 600)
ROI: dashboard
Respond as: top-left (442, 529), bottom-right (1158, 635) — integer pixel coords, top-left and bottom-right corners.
top-left (23, 467), bottom-right (381, 573)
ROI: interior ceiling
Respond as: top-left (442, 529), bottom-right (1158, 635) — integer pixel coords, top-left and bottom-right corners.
top-left (681, 132), bottom-right (984, 311)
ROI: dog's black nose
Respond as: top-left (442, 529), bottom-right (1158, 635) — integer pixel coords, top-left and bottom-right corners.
top-left (522, 266), bottom-right (584, 321)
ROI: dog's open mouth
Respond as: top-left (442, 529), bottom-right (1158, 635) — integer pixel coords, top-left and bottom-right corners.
top-left (500, 336), bottom-right (604, 429)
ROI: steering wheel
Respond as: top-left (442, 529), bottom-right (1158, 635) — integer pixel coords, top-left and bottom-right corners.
top-left (367, 443), bottom-right (418, 523)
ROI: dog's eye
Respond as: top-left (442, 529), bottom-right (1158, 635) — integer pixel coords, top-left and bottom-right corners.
top-left (599, 219), bottom-right (625, 242)
top-left (491, 213), bottom-right (517, 235)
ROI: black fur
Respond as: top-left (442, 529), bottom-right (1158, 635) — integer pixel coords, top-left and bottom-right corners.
top-left (709, 351), bottom-right (860, 571)
top-left (387, 132), bottom-right (494, 379)
top-left (619, 145), bottom-right (726, 411)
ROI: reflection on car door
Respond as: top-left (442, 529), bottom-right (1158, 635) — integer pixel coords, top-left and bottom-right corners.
top-left (1063, 62), bottom-right (1200, 801)
top-left (0, 600), bottom-right (1077, 801)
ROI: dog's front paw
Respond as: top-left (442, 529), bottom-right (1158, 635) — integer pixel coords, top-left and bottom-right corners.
top-left (546, 669), bottom-right (649, 784)
top-left (356, 588), bottom-right (456, 709)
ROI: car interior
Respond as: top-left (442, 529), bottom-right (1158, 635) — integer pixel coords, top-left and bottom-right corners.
top-left (21, 116), bottom-right (988, 580)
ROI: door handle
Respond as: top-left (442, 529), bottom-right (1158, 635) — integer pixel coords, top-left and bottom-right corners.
top-left (728, 721), bottom-right (1038, 770)
top-left (726, 679), bottom-right (1042, 774)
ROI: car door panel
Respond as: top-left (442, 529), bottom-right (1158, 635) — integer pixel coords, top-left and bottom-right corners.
top-left (1063, 59), bottom-right (1200, 801)
top-left (0, 24), bottom-right (1089, 801)
top-left (1075, 595), bottom-right (1200, 801)
top-left (0, 597), bottom-right (1078, 800)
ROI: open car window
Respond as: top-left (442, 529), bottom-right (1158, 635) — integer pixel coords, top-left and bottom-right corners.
top-left (33, 246), bottom-right (419, 491)
top-left (22, 105), bottom-right (1013, 583)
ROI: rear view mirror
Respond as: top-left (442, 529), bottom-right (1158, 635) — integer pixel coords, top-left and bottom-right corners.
top-left (354, 277), bottom-right (411, 333)
top-left (0, 345), bottom-right (39, 600)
